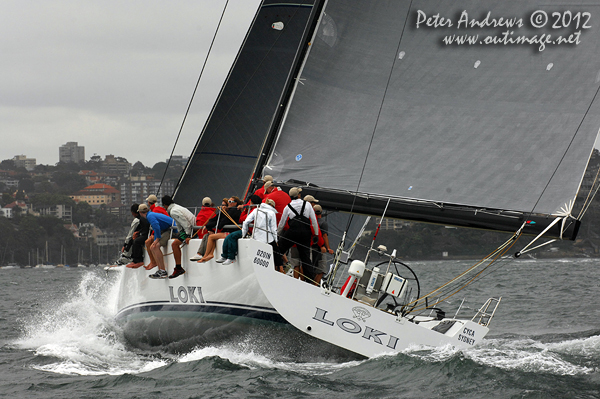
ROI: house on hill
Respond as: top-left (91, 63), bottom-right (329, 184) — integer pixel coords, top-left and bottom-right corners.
top-left (0, 200), bottom-right (27, 218)
top-left (78, 170), bottom-right (103, 185)
top-left (70, 183), bottom-right (120, 207)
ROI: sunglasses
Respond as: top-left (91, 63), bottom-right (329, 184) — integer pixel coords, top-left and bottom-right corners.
top-left (228, 200), bottom-right (236, 203)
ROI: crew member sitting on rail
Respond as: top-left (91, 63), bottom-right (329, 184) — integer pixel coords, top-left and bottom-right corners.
top-left (197, 196), bottom-right (243, 263)
top-left (163, 195), bottom-right (196, 279)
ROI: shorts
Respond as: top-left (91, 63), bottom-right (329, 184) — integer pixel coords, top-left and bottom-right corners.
top-left (158, 230), bottom-right (171, 247)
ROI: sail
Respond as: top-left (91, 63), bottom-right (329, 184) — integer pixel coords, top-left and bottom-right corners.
top-left (174, 0), bottom-right (322, 207)
top-left (264, 1), bottom-right (600, 238)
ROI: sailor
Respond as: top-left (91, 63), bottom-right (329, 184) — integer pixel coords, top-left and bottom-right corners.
top-left (309, 204), bottom-right (333, 285)
top-left (253, 175), bottom-right (273, 200)
top-left (277, 187), bottom-right (319, 280)
top-left (139, 204), bottom-right (176, 279)
top-left (144, 194), bottom-right (169, 269)
top-left (263, 182), bottom-right (291, 224)
top-left (195, 197), bottom-right (217, 236)
top-left (146, 194), bottom-right (169, 215)
top-left (162, 195), bottom-right (196, 278)
top-left (117, 203), bottom-right (141, 265)
top-left (218, 195), bottom-right (262, 265)
top-left (242, 198), bottom-right (284, 271)
top-left (125, 204), bottom-right (150, 269)
top-left (198, 196), bottom-right (243, 262)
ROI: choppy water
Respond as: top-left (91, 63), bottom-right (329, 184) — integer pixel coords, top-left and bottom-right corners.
top-left (1, 258), bottom-right (600, 398)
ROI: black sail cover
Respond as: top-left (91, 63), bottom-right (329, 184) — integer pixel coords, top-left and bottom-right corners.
top-left (265, 0), bottom-right (600, 238)
top-left (174, 0), bottom-right (321, 207)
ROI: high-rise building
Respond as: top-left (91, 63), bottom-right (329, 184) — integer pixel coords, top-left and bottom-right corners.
top-left (59, 142), bottom-right (85, 163)
top-left (120, 176), bottom-right (175, 209)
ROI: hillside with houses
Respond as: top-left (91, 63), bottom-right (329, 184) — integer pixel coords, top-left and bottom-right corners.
top-left (0, 144), bottom-right (186, 266)
top-left (2, 143), bottom-right (600, 266)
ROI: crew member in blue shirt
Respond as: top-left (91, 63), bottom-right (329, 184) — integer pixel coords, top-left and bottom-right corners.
top-left (139, 203), bottom-right (176, 279)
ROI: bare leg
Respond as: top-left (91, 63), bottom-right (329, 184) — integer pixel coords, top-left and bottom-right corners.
top-left (145, 236), bottom-right (157, 270)
top-left (199, 233), bottom-right (226, 262)
top-left (150, 240), bottom-right (166, 271)
top-left (199, 237), bottom-right (216, 262)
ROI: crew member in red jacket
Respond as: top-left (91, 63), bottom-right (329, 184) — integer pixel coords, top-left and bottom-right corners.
top-left (263, 183), bottom-right (291, 224)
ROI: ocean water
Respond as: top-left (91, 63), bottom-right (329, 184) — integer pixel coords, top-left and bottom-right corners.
top-left (1, 258), bottom-right (600, 398)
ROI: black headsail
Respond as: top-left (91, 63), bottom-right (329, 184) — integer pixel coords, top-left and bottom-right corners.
top-left (174, 0), bottom-right (324, 207)
top-left (258, 0), bottom-right (600, 240)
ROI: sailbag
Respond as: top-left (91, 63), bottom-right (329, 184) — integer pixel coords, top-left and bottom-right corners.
top-left (263, 0), bottom-right (600, 239)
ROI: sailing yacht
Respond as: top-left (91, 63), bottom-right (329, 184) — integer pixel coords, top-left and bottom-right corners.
top-left (115, 0), bottom-right (600, 356)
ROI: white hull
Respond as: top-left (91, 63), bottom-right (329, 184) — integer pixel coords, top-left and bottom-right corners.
top-left (114, 238), bottom-right (286, 348)
top-left (113, 237), bottom-right (359, 360)
top-left (251, 251), bottom-right (490, 358)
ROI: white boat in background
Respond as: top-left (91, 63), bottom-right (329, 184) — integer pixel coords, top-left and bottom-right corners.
top-left (114, 0), bottom-right (600, 356)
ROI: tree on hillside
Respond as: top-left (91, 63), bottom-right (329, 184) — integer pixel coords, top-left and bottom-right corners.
top-left (55, 161), bottom-right (83, 173)
top-left (30, 193), bottom-right (76, 207)
top-left (153, 161), bottom-right (183, 181)
top-left (151, 162), bottom-right (167, 177)
top-left (34, 181), bottom-right (56, 194)
top-left (1, 193), bottom-right (12, 206)
top-left (0, 159), bottom-right (16, 170)
top-left (95, 205), bottom-right (121, 230)
top-left (18, 178), bottom-right (35, 193)
top-left (52, 171), bottom-right (88, 194)
top-left (131, 161), bottom-right (151, 176)
top-left (73, 201), bottom-right (94, 225)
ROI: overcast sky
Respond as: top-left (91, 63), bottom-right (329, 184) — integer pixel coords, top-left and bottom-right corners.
top-left (1, 0), bottom-right (261, 167)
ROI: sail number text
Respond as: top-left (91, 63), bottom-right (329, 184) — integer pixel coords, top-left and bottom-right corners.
top-left (254, 249), bottom-right (272, 268)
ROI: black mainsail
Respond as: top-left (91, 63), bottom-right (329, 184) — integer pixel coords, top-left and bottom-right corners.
top-left (174, 0), bottom-right (323, 207)
top-left (261, 1), bottom-right (600, 239)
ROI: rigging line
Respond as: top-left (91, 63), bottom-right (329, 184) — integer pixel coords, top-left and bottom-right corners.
top-left (410, 237), bottom-right (519, 314)
top-left (218, 206), bottom-right (242, 230)
top-left (345, 0), bottom-right (413, 230)
top-left (416, 229), bottom-right (526, 310)
top-left (158, 0), bottom-right (230, 195)
top-left (525, 82), bottom-right (600, 222)
top-left (406, 229), bottom-right (521, 309)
